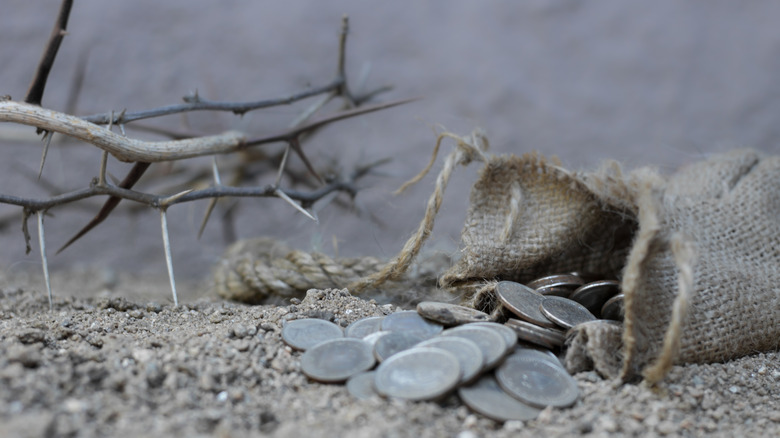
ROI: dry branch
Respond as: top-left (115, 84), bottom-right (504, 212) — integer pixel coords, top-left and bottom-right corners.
top-left (0, 8), bottom-right (411, 308)
top-left (0, 98), bottom-right (413, 163)
top-left (25, 0), bottom-right (73, 106)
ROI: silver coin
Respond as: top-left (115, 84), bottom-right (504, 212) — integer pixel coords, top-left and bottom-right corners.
top-left (416, 336), bottom-right (484, 384)
top-left (569, 280), bottom-right (620, 318)
top-left (381, 310), bottom-right (444, 337)
top-left (539, 296), bottom-right (597, 330)
top-left (495, 281), bottom-right (558, 329)
top-left (345, 316), bottom-right (385, 338)
top-left (441, 325), bottom-right (508, 369)
top-left (458, 375), bottom-right (542, 422)
top-left (373, 331), bottom-right (426, 362)
top-left (346, 371), bottom-right (379, 400)
top-left (600, 293), bottom-right (625, 321)
top-left (568, 271), bottom-right (607, 283)
top-left (508, 346), bottom-right (563, 369)
top-left (495, 349), bottom-right (579, 408)
top-left (468, 322), bottom-right (518, 351)
top-left (505, 318), bottom-right (565, 349)
top-left (300, 338), bottom-right (375, 383)
top-left (527, 274), bottom-right (584, 291)
top-left (374, 347), bottom-right (461, 401)
top-left (535, 285), bottom-right (574, 298)
top-left (416, 301), bottom-right (491, 326)
top-left (281, 318), bottom-right (343, 351)
top-left (362, 330), bottom-right (391, 348)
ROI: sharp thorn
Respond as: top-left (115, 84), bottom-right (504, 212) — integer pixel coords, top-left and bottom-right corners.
top-left (289, 138), bottom-right (323, 184)
top-left (211, 156), bottom-right (222, 186)
top-left (275, 145), bottom-right (291, 187)
top-left (159, 188), bottom-right (194, 208)
top-left (37, 211), bottom-right (53, 311)
top-left (276, 189), bottom-right (318, 223)
top-left (160, 209), bottom-right (178, 307)
top-left (38, 131), bottom-right (53, 180)
top-left (197, 198), bottom-right (218, 239)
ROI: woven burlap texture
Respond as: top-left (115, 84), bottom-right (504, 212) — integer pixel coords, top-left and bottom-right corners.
top-left (441, 145), bottom-right (779, 383)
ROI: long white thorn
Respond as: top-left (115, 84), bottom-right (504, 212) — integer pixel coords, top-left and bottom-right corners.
top-left (37, 211), bottom-right (53, 310)
top-left (274, 145), bottom-right (291, 187)
top-left (211, 156), bottom-right (222, 185)
top-left (38, 131), bottom-right (53, 180)
top-left (276, 189), bottom-right (318, 223)
top-left (198, 158), bottom-right (222, 239)
top-left (160, 209), bottom-right (178, 306)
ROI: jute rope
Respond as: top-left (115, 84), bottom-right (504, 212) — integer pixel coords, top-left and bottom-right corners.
top-left (213, 130), bottom-right (487, 303)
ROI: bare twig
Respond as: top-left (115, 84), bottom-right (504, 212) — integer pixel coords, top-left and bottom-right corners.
top-left (82, 80), bottom-right (342, 125)
top-left (0, 98), bottom-right (415, 162)
top-left (56, 162), bottom-right (151, 253)
top-left (0, 159), bottom-right (388, 213)
top-left (25, 0), bottom-right (73, 106)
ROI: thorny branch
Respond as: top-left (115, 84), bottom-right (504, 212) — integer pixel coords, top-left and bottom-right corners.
top-left (25, 0), bottom-right (73, 106)
top-left (1, 4), bottom-right (411, 309)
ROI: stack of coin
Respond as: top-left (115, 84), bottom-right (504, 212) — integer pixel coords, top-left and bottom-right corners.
top-left (281, 272), bottom-right (623, 422)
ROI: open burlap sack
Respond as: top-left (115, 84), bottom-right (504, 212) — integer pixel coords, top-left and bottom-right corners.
top-left (370, 131), bottom-right (779, 384)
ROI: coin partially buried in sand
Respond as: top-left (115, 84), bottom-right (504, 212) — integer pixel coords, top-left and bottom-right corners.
top-left (458, 375), bottom-right (542, 422)
top-left (281, 318), bottom-right (343, 351)
top-left (495, 349), bottom-right (579, 408)
top-left (416, 301), bottom-right (492, 326)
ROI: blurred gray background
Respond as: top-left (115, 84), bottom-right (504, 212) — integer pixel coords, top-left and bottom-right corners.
top-left (2, 0), bottom-right (780, 285)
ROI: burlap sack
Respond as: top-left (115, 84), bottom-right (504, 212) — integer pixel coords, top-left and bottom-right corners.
top-left (438, 145), bottom-right (779, 383)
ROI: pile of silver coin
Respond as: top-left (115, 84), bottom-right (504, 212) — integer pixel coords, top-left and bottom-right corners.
top-left (281, 273), bottom-right (623, 422)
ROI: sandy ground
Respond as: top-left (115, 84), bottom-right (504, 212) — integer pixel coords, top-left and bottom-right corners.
top-left (0, 276), bottom-right (778, 438)
top-left (1, 2), bottom-right (780, 437)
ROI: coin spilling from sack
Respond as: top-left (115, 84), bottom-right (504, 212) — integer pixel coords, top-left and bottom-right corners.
top-left (281, 272), bottom-right (623, 422)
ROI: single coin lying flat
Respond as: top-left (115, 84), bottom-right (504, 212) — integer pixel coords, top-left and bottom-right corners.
top-left (495, 349), bottom-right (579, 408)
top-left (374, 347), bottom-right (461, 401)
top-left (282, 318), bottom-right (343, 351)
top-left (300, 338), bottom-right (375, 383)
top-left (458, 375), bottom-right (542, 422)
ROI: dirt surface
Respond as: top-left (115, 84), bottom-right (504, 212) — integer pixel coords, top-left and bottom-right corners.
top-left (0, 277), bottom-right (778, 438)
top-left (2, 2), bottom-right (780, 437)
